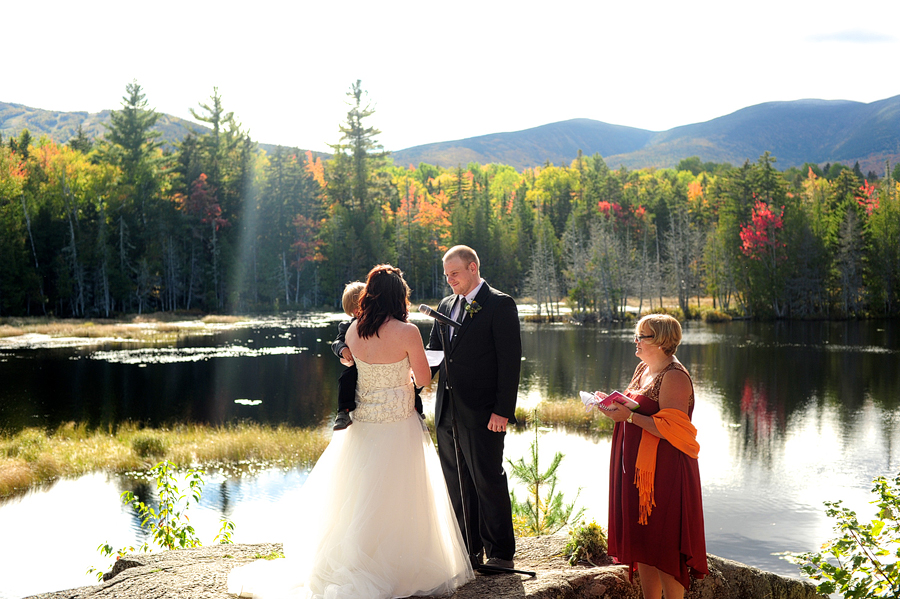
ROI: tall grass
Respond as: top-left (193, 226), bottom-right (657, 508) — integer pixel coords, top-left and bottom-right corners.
top-left (0, 324), bottom-right (24, 338)
top-left (0, 314), bottom-right (248, 342)
top-left (0, 422), bottom-right (329, 498)
top-left (201, 315), bottom-right (244, 324)
top-left (514, 400), bottom-right (615, 435)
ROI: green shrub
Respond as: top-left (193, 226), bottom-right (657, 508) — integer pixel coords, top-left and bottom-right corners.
top-left (565, 519), bottom-right (608, 566)
top-left (641, 306), bottom-right (685, 322)
top-left (513, 407), bottom-right (530, 427)
top-left (792, 473), bottom-right (900, 597)
top-left (130, 432), bottom-right (169, 458)
top-left (701, 309), bottom-right (732, 323)
top-left (88, 460), bottom-right (236, 580)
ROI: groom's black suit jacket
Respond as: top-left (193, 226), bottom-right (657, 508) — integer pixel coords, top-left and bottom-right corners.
top-left (428, 281), bottom-right (521, 428)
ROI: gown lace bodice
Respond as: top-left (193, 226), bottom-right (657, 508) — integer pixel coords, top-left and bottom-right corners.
top-left (352, 357), bottom-right (416, 424)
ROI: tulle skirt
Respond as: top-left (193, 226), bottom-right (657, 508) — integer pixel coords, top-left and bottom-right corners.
top-left (227, 413), bottom-right (474, 598)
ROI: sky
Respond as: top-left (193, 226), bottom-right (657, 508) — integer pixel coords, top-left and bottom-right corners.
top-left (4, 0), bottom-right (900, 153)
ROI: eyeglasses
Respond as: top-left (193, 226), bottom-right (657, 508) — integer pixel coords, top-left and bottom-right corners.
top-left (634, 334), bottom-right (654, 343)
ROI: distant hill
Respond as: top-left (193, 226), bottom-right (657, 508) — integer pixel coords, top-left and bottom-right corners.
top-left (392, 96), bottom-right (900, 173)
top-left (391, 119), bottom-right (655, 170)
top-left (0, 101), bottom-right (211, 147)
top-left (6, 96), bottom-right (900, 173)
top-left (0, 101), bottom-right (311, 157)
top-left (605, 96), bottom-right (900, 173)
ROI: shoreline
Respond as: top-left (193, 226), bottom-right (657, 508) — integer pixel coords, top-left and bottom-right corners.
top-left (0, 422), bottom-right (330, 499)
top-left (0, 402), bottom-right (612, 500)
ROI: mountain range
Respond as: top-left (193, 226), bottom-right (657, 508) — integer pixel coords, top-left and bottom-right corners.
top-left (392, 96), bottom-right (900, 173)
top-left (4, 95), bottom-right (900, 173)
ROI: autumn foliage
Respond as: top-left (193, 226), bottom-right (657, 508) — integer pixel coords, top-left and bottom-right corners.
top-left (739, 200), bottom-right (785, 260)
top-left (1, 82), bottom-right (899, 319)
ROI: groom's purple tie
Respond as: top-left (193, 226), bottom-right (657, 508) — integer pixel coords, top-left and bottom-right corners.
top-left (450, 296), bottom-right (465, 345)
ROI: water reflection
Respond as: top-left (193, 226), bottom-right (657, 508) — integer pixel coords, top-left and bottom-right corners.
top-left (91, 344), bottom-right (304, 364)
top-left (1, 318), bottom-right (898, 597)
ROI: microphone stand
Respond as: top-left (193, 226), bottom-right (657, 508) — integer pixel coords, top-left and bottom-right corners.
top-left (437, 313), bottom-right (536, 578)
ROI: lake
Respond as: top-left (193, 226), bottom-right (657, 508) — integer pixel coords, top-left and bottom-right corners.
top-left (0, 315), bottom-right (898, 598)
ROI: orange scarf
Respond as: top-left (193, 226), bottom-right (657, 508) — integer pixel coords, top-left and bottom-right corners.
top-left (634, 408), bottom-right (699, 525)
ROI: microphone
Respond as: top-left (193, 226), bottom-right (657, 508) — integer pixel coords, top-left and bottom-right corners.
top-left (418, 304), bottom-right (462, 329)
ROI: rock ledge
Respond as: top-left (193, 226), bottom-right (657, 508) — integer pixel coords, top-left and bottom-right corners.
top-left (25, 536), bottom-right (824, 599)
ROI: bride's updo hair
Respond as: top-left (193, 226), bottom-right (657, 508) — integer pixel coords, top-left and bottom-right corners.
top-left (356, 264), bottom-right (411, 339)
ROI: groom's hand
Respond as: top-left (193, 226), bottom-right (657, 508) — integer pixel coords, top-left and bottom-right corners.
top-left (487, 413), bottom-right (508, 433)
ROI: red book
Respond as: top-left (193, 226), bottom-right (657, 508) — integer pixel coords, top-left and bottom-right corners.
top-left (580, 390), bottom-right (640, 412)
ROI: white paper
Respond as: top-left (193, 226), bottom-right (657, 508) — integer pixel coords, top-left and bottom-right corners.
top-left (425, 350), bottom-right (445, 368)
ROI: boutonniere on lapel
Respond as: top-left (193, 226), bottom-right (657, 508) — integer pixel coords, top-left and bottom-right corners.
top-left (464, 301), bottom-right (482, 317)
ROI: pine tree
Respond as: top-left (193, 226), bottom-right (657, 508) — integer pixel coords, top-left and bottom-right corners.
top-left (68, 124), bottom-right (93, 154)
top-left (189, 87), bottom-right (233, 190)
top-left (329, 80), bottom-right (385, 213)
top-left (101, 80), bottom-right (170, 311)
top-left (104, 80), bottom-right (164, 190)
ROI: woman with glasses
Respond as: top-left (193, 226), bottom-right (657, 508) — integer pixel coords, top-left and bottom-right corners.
top-left (597, 313), bottom-right (708, 599)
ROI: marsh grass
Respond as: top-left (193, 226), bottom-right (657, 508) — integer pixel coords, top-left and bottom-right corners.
top-left (0, 314), bottom-right (248, 342)
top-left (514, 400), bottom-right (614, 435)
top-left (0, 422), bottom-right (329, 498)
top-left (201, 315), bottom-right (243, 324)
top-left (0, 324), bottom-right (24, 338)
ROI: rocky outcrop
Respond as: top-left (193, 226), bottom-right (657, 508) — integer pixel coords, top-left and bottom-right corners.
top-left (25, 536), bottom-right (824, 599)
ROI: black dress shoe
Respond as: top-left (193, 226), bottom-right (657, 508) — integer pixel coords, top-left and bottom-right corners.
top-left (483, 557), bottom-right (514, 570)
top-left (333, 411), bottom-right (352, 431)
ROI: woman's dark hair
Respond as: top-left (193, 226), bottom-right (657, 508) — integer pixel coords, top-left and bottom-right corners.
top-left (356, 264), bottom-right (410, 339)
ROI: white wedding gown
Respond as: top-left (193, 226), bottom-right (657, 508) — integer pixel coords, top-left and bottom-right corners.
top-left (227, 356), bottom-right (474, 598)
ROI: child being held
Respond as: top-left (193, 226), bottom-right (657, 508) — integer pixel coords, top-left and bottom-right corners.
top-left (331, 282), bottom-right (365, 430)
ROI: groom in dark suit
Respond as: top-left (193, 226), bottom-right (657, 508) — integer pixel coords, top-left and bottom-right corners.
top-left (427, 245), bottom-right (522, 570)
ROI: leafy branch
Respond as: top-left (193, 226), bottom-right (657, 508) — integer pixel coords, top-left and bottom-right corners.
top-left (87, 460), bottom-right (235, 580)
top-left (791, 474), bottom-right (900, 598)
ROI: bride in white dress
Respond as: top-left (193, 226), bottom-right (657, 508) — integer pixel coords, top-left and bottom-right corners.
top-left (228, 265), bottom-right (474, 599)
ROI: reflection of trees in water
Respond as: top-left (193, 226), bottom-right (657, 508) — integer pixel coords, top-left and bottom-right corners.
top-left (0, 322), bottom-right (345, 431)
top-left (519, 323), bottom-right (636, 401)
top-left (739, 381), bottom-right (779, 444)
top-left (516, 320), bottom-right (899, 455)
top-left (207, 478), bottom-right (233, 521)
top-left (3, 319), bottom-right (896, 444)
top-left (113, 475), bottom-right (154, 542)
top-left (690, 320), bottom-right (900, 453)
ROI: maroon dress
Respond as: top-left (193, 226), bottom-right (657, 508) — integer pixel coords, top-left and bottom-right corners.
top-left (607, 361), bottom-right (708, 589)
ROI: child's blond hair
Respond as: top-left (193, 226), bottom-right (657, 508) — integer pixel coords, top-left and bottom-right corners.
top-left (341, 281), bottom-right (365, 317)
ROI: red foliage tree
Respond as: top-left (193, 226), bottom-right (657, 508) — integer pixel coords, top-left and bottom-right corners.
top-left (179, 173), bottom-right (228, 231)
top-left (291, 214), bottom-right (321, 267)
top-left (739, 199), bottom-right (784, 260)
top-left (856, 179), bottom-right (879, 216)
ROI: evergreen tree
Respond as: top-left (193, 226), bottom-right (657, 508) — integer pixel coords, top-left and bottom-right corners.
top-left (104, 80), bottom-right (164, 191)
top-left (320, 80), bottom-right (391, 290)
top-left (189, 87), bottom-right (233, 190)
top-left (101, 80), bottom-right (171, 311)
top-left (9, 129), bottom-right (32, 159)
top-left (68, 124), bottom-right (93, 154)
top-left (329, 80), bottom-right (385, 213)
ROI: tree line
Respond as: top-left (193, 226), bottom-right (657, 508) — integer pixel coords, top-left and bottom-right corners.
top-left (1, 80), bottom-right (898, 319)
